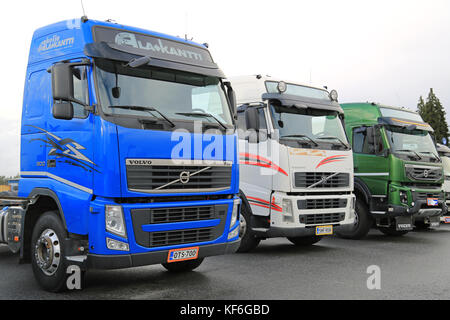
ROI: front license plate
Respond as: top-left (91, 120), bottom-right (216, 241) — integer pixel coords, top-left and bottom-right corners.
top-left (167, 247), bottom-right (199, 263)
top-left (445, 217), bottom-right (450, 224)
top-left (427, 198), bottom-right (439, 206)
top-left (316, 225), bottom-right (333, 236)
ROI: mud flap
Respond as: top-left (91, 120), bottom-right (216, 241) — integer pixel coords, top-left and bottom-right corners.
top-left (429, 216), bottom-right (441, 228)
top-left (395, 216), bottom-right (413, 231)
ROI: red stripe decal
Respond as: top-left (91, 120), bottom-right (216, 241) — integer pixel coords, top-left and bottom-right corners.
top-left (240, 153), bottom-right (288, 176)
top-left (316, 155), bottom-right (347, 169)
top-left (248, 196), bottom-right (283, 212)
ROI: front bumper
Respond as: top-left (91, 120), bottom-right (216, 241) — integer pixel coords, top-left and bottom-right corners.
top-left (386, 185), bottom-right (446, 219)
top-left (257, 192), bottom-right (355, 238)
top-left (88, 239), bottom-right (240, 270)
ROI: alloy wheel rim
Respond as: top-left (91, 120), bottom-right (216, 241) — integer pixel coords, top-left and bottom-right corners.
top-left (34, 229), bottom-right (61, 276)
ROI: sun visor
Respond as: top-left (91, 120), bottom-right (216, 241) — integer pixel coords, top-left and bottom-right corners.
top-left (261, 93), bottom-right (343, 114)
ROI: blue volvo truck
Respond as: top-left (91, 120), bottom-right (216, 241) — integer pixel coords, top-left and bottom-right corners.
top-left (0, 17), bottom-right (240, 292)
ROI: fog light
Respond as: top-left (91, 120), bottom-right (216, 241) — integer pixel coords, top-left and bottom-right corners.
top-left (228, 227), bottom-right (239, 240)
top-left (106, 238), bottom-right (129, 251)
top-left (105, 205), bottom-right (127, 238)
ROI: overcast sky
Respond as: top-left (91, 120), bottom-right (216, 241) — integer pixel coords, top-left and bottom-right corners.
top-left (0, 0), bottom-right (449, 177)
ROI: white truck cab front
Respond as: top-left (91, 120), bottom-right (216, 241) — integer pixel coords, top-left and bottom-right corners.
top-left (232, 75), bottom-right (356, 252)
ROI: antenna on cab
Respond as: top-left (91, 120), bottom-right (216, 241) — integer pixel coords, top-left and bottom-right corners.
top-left (81, 0), bottom-right (88, 21)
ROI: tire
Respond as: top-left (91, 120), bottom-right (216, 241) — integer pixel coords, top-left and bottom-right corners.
top-left (288, 236), bottom-right (322, 246)
top-left (31, 211), bottom-right (74, 292)
top-left (236, 204), bottom-right (261, 253)
top-left (336, 198), bottom-right (372, 240)
top-left (378, 226), bottom-right (409, 236)
top-left (414, 221), bottom-right (431, 230)
top-left (162, 258), bottom-right (204, 273)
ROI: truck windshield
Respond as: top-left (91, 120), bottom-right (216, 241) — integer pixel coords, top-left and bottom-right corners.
top-left (94, 59), bottom-right (233, 126)
top-left (266, 81), bottom-right (330, 101)
top-left (270, 103), bottom-right (348, 148)
top-left (386, 126), bottom-right (438, 158)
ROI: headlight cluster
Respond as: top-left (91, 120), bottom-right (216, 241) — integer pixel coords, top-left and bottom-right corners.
top-left (105, 205), bottom-right (127, 238)
top-left (399, 191), bottom-right (409, 205)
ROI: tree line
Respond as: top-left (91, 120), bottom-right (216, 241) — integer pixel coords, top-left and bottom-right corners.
top-left (417, 89), bottom-right (449, 145)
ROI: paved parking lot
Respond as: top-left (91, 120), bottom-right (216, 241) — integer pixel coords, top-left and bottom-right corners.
top-left (1, 225), bottom-right (450, 300)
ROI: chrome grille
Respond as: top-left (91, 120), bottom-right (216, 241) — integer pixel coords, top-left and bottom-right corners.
top-left (406, 166), bottom-right (442, 181)
top-left (294, 172), bottom-right (350, 189)
top-left (126, 159), bottom-right (232, 193)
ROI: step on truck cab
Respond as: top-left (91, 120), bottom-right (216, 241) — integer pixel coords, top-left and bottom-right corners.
top-left (230, 75), bottom-right (356, 252)
top-left (0, 17), bottom-right (241, 292)
top-left (341, 103), bottom-right (446, 238)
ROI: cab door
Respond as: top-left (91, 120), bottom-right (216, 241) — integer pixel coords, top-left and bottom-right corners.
top-left (237, 105), bottom-right (274, 216)
top-left (352, 125), bottom-right (390, 196)
top-left (46, 62), bottom-right (95, 194)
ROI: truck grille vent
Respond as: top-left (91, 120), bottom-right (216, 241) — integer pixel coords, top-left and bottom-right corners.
top-left (299, 213), bottom-right (346, 225)
top-left (126, 164), bottom-right (232, 193)
top-left (134, 206), bottom-right (215, 224)
top-left (294, 172), bottom-right (350, 189)
top-left (131, 204), bottom-right (228, 248)
top-left (149, 228), bottom-right (214, 248)
top-left (298, 199), bottom-right (348, 210)
top-left (406, 166), bottom-right (442, 181)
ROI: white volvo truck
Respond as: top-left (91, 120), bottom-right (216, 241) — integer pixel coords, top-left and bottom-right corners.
top-left (231, 75), bottom-right (356, 252)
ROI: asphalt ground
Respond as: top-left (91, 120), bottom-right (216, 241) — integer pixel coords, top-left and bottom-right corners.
top-left (1, 225), bottom-right (450, 300)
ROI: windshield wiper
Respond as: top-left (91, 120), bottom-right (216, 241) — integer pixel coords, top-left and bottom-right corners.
top-left (109, 105), bottom-right (175, 128)
top-left (280, 135), bottom-right (319, 147)
top-left (395, 149), bottom-right (422, 160)
top-left (176, 112), bottom-right (227, 130)
top-left (419, 151), bottom-right (440, 162)
top-left (316, 136), bottom-right (350, 149)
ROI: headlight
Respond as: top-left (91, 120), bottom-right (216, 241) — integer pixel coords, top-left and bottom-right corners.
top-left (230, 199), bottom-right (240, 230)
top-left (106, 238), bottom-right (129, 252)
top-left (282, 199), bottom-right (294, 223)
top-left (399, 191), bottom-right (408, 205)
top-left (105, 205), bottom-right (127, 238)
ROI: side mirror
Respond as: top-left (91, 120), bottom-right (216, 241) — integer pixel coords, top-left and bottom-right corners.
top-left (224, 81), bottom-right (237, 115)
top-left (51, 63), bottom-right (87, 107)
top-left (53, 102), bottom-right (74, 120)
top-left (52, 63), bottom-right (75, 102)
top-left (245, 108), bottom-right (260, 131)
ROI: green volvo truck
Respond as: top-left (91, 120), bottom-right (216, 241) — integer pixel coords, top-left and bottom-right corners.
top-left (338, 102), bottom-right (446, 239)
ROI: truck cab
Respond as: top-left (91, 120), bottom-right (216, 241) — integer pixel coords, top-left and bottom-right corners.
top-left (231, 75), bottom-right (356, 252)
top-left (0, 18), bottom-right (240, 291)
top-left (341, 102), bottom-right (446, 237)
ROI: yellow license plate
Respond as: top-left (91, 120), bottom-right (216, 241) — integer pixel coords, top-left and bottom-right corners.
top-left (316, 225), bottom-right (333, 236)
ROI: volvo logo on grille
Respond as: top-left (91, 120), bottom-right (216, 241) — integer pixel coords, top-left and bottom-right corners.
top-left (423, 170), bottom-right (429, 178)
top-left (180, 171), bottom-right (191, 184)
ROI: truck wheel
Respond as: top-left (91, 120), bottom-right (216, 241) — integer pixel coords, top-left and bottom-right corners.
top-left (336, 198), bottom-right (372, 240)
top-left (288, 236), bottom-right (322, 246)
top-left (378, 226), bottom-right (409, 236)
top-left (162, 258), bottom-right (204, 273)
top-left (236, 205), bottom-right (261, 253)
top-left (31, 211), bottom-right (72, 292)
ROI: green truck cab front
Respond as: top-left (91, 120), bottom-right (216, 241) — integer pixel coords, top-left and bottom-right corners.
top-left (342, 102), bottom-right (446, 233)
